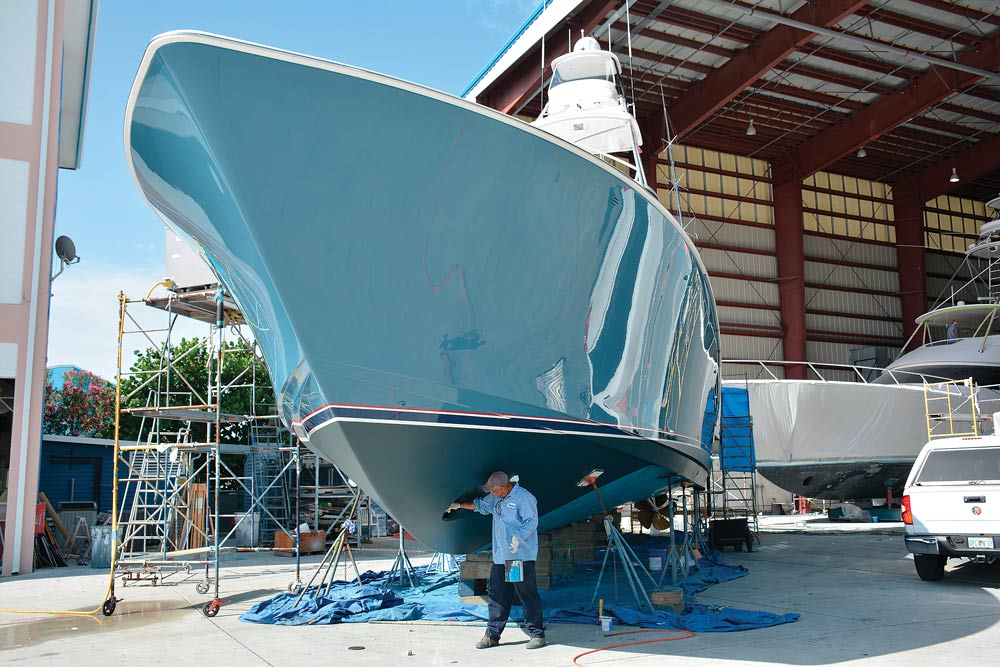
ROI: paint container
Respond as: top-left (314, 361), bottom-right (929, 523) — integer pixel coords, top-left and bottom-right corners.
top-left (648, 548), bottom-right (666, 571)
top-left (505, 559), bottom-right (523, 583)
top-left (600, 616), bottom-right (614, 633)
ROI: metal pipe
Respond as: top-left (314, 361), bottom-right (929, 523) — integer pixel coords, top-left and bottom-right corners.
top-left (294, 441), bottom-right (302, 587)
top-left (213, 287), bottom-right (223, 599)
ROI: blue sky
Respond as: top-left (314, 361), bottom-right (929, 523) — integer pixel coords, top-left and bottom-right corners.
top-left (49, 0), bottom-right (538, 379)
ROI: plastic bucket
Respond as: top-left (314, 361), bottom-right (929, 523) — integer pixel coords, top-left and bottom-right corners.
top-left (601, 616), bottom-right (614, 632)
top-left (648, 548), bottom-right (667, 571)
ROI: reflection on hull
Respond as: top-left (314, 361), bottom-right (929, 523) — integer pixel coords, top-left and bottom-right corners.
top-left (125, 33), bottom-right (720, 552)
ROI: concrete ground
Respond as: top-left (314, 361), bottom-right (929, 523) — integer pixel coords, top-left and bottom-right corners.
top-left (1, 531), bottom-right (999, 666)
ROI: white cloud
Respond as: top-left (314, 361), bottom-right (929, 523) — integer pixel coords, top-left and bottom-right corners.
top-left (46, 261), bottom-right (210, 382)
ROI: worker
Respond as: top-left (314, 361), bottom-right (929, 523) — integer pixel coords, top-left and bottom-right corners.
top-left (947, 318), bottom-right (959, 342)
top-left (451, 471), bottom-right (546, 649)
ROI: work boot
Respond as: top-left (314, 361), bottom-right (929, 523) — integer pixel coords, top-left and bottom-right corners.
top-left (475, 635), bottom-right (499, 649)
top-left (526, 637), bottom-right (547, 649)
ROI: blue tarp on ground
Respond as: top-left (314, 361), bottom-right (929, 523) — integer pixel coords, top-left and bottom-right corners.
top-left (240, 543), bottom-right (799, 631)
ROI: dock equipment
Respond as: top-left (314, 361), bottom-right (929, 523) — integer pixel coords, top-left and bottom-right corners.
top-left (580, 470), bottom-right (657, 612)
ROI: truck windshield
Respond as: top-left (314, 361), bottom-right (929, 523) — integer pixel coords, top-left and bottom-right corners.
top-left (915, 447), bottom-right (1000, 483)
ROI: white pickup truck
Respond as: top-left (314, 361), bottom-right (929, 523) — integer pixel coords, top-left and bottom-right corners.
top-left (902, 435), bottom-right (1000, 581)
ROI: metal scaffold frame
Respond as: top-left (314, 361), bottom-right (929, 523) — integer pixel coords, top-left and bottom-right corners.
top-left (707, 374), bottom-right (760, 551)
top-left (299, 451), bottom-right (376, 549)
top-left (109, 285), bottom-right (301, 616)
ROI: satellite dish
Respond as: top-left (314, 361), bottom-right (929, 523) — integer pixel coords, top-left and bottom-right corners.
top-left (55, 235), bottom-right (78, 264)
top-left (51, 235), bottom-right (80, 283)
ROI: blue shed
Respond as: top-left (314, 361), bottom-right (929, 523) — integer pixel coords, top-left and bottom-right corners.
top-left (38, 435), bottom-right (115, 512)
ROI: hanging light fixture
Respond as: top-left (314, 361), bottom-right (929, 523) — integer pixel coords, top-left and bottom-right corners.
top-left (950, 166), bottom-right (960, 183)
top-left (746, 119), bottom-right (757, 136)
top-left (856, 146), bottom-right (867, 158)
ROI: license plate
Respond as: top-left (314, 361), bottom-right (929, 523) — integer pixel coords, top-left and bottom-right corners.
top-left (968, 536), bottom-right (994, 549)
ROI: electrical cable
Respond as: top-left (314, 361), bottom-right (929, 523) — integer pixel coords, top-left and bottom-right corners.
top-left (572, 628), bottom-right (695, 667)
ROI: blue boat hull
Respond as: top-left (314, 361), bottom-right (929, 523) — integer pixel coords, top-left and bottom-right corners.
top-left (126, 33), bottom-right (720, 553)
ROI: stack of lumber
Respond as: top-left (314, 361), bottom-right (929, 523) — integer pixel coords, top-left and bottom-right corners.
top-left (299, 485), bottom-right (355, 532)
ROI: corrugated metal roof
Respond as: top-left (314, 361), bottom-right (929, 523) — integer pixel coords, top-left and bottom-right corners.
top-left (473, 0), bottom-right (1000, 199)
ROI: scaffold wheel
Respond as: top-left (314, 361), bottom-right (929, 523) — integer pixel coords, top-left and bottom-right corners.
top-left (196, 581), bottom-right (211, 595)
top-left (202, 600), bottom-right (220, 618)
top-left (102, 598), bottom-right (117, 616)
top-left (288, 580), bottom-right (303, 594)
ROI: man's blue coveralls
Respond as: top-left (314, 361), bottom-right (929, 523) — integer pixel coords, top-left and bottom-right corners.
top-left (473, 483), bottom-right (545, 640)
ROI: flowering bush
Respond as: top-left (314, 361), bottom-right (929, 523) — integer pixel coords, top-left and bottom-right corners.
top-left (43, 370), bottom-right (116, 438)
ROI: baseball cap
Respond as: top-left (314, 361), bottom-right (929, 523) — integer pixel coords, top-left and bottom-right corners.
top-left (482, 471), bottom-right (510, 492)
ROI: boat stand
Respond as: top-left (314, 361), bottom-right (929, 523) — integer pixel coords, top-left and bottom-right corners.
top-left (659, 483), bottom-right (707, 587)
top-left (291, 524), bottom-right (362, 606)
top-left (579, 470), bottom-right (657, 612)
top-left (384, 528), bottom-right (419, 588)
top-left (427, 551), bottom-right (459, 574)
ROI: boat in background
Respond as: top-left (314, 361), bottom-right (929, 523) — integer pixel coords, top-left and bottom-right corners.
top-left (877, 194), bottom-right (1000, 386)
top-left (734, 198), bottom-right (1000, 500)
top-left (728, 362), bottom-right (980, 500)
top-left (125, 33), bottom-right (720, 554)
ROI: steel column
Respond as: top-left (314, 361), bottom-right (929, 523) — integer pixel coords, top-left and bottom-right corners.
top-left (893, 183), bottom-right (927, 350)
top-left (638, 113), bottom-right (665, 190)
top-left (773, 178), bottom-right (807, 379)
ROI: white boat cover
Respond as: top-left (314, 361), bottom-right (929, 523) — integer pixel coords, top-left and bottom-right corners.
top-left (744, 380), bottom-right (933, 466)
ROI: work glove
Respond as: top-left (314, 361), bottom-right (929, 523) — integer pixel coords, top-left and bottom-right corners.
top-left (447, 502), bottom-right (461, 512)
top-left (510, 535), bottom-right (519, 553)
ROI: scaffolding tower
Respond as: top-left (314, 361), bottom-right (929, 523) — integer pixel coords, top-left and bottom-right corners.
top-left (299, 452), bottom-right (375, 548)
top-left (110, 284), bottom-right (299, 615)
top-left (708, 376), bottom-right (760, 548)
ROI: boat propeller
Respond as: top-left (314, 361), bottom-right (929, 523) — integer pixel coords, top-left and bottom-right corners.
top-left (635, 493), bottom-right (676, 531)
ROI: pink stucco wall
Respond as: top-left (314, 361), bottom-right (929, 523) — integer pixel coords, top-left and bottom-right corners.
top-left (1, 0), bottom-right (65, 576)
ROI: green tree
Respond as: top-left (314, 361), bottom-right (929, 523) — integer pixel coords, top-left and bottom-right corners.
top-left (43, 370), bottom-right (117, 438)
top-left (118, 337), bottom-right (275, 444)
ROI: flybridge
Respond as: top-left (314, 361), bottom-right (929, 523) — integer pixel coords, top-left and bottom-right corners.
top-left (531, 36), bottom-right (646, 187)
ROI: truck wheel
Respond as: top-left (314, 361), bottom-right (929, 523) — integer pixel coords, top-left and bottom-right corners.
top-left (914, 554), bottom-right (946, 581)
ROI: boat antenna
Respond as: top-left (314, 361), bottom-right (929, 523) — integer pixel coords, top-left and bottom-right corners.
top-left (625, 0), bottom-right (636, 114)
top-left (540, 26), bottom-right (545, 115)
top-left (660, 83), bottom-right (686, 230)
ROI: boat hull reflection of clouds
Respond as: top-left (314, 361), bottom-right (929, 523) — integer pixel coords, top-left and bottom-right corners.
top-left (126, 33), bottom-right (719, 553)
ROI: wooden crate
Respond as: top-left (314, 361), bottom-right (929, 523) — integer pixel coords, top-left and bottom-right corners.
top-left (274, 530), bottom-right (326, 555)
top-left (651, 588), bottom-right (684, 614)
top-left (459, 560), bottom-right (495, 580)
